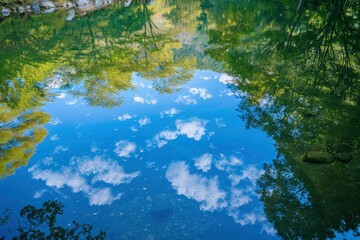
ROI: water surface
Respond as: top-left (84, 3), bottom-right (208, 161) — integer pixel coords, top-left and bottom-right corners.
top-left (1, 0), bottom-right (359, 239)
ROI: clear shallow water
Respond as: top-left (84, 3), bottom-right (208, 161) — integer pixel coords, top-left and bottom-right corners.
top-left (1, 0), bottom-right (360, 239)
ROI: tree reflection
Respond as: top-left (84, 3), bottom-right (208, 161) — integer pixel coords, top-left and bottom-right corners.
top-left (0, 1), bottom-right (196, 108)
top-left (0, 79), bottom-right (50, 179)
top-left (258, 154), bottom-right (360, 239)
top-left (0, 1), bottom-right (200, 178)
top-left (205, 0), bottom-right (360, 238)
top-left (1, 1), bottom-right (359, 236)
top-left (0, 200), bottom-right (106, 239)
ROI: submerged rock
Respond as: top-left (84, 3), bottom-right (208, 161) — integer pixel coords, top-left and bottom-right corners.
top-left (334, 153), bottom-right (353, 163)
top-left (2, 8), bottom-right (11, 17)
top-left (303, 151), bottom-right (335, 164)
top-left (65, 9), bottom-right (75, 21)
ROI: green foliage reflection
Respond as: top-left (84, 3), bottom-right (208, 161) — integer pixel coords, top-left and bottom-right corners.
top-left (204, 0), bottom-right (360, 238)
top-left (0, 200), bottom-right (106, 239)
top-left (0, 78), bottom-right (50, 179)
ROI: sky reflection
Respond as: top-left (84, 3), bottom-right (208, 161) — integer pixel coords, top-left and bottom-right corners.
top-left (1, 70), bottom-right (277, 239)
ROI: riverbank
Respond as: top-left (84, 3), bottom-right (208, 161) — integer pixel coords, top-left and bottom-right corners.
top-left (1, 0), bottom-right (125, 19)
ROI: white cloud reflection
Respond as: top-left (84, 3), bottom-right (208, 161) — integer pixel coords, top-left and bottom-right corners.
top-left (166, 161), bottom-right (227, 211)
top-left (175, 95), bottom-right (197, 105)
top-left (175, 119), bottom-right (207, 141)
top-left (166, 155), bottom-right (275, 235)
top-left (49, 117), bottom-right (62, 126)
top-left (134, 96), bottom-right (157, 105)
top-left (29, 156), bottom-right (139, 206)
top-left (189, 88), bottom-right (213, 100)
top-left (117, 113), bottom-right (133, 121)
top-left (130, 126), bottom-right (138, 132)
top-left (154, 130), bottom-right (179, 148)
top-left (160, 108), bottom-right (180, 118)
top-left (194, 153), bottom-right (213, 172)
top-left (33, 189), bottom-right (47, 199)
top-left (151, 118), bottom-right (208, 148)
top-left (57, 93), bottom-right (66, 99)
top-left (215, 154), bottom-right (243, 172)
top-left (229, 188), bottom-right (252, 208)
top-left (78, 156), bottom-right (140, 185)
top-left (54, 145), bottom-right (68, 154)
top-left (215, 118), bottom-right (226, 128)
top-left (50, 134), bottom-right (59, 141)
top-left (133, 96), bottom-right (145, 103)
top-left (66, 100), bottom-right (77, 105)
top-left (219, 74), bottom-right (237, 85)
top-left (88, 188), bottom-right (122, 206)
top-left (138, 117), bottom-right (151, 127)
top-left (114, 140), bottom-right (137, 158)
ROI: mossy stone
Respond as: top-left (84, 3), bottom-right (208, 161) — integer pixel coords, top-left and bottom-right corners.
top-left (334, 153), bottom-right (353, 163)
top-left (303, 151), bottom-right (335, 163)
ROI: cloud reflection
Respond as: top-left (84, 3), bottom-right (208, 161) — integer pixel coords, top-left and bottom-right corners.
top-left (48, 117), bottom-right (62, 126)
top-left (166, 154), bottom-right (274, 235)
top-left (117, 113), bottom-right (133, 121)
top-left (175, 95), bottom-right (197, 105)
top-left (78, 156), bottom-right (140, 185)
top-left (219, 74), bottom-right (237, 85)
top-left (134, 96), bottom-right (157, 105)
top-left (114, 140), bottom-right (137, 158)
top-left (160, 108), bottom-right (180, 118)
top-left (175, 118), bottom-right (207, 141)
top-left (29, 156), bottom-right (139, 206)
top-left (194, 153), bottom-right (213, 172)
top-left (166, 161), bottom-right (227, 211)
top-left (138, 117), bottom-right (151, 127)
top-left (151, 118), bottom-right (208, 148)
top-left (189, 88), bottom-right (213, 100)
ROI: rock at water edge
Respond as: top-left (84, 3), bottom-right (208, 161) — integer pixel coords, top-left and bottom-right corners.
top-left (65, 9), bottom-right (75, 21)
top-left (124, 0), bottom-right (131, 7)
top-left (32, 2), bottom-right (41, 13)
top-left (18, 6), bottom-right (25, 13)
top-left (303, 151), bottom-right (335, 164)
top-left (77, 0), bottom-right (91, 8)
top-left (334, 153), bottom-right (353, 163)
top-left (63, 2), bottom-right (75, 8)
top-left (41, 0), bottom-right (56, 8)
top-left (44, 7), bottom-right (55, 13)
top-left (2, 8), bottom-right (11, 17)
top-left (95, 0), bottom-right (103, 7)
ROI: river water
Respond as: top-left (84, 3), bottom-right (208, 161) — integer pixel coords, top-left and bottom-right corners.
top-left (0, 0), bottom-right (359, 239)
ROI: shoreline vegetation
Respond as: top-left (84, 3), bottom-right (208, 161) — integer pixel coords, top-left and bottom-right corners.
top-left (0, 0), bottom-right (144, 20)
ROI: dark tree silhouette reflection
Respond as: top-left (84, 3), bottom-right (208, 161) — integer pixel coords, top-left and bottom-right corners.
top-left (205, 0), bottom-right (360, 238)
top-left (0, 200), bottom-right (106, 239)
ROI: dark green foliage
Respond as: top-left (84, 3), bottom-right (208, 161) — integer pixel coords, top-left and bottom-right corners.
top-left (2, 200), bottom-right (106, 240)
top-left (202, 0), bottom-right (360, 239)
